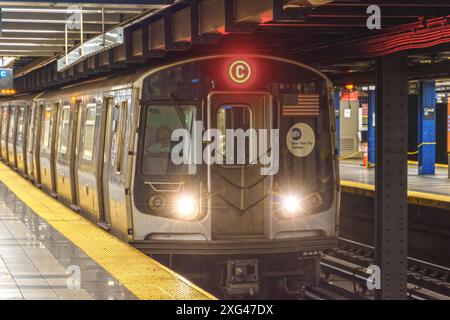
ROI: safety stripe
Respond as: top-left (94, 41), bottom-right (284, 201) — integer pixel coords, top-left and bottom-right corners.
top-left (340, 179), bottom-right (450, 204)
top-left (0, 162), bottom-right (215, 300)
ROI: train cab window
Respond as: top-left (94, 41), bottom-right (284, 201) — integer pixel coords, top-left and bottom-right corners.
top-left (58, 106), bottom-right (70, 154)
top-left (83, 104), bottom-right (96, 161)
top-left (42, 106), bottom-right (52, 152)
top-left (115, 101), bottom-right (127, 173)
top-left (216, 105), bottom-right (252, 164)
top-left (142, 104), bottom-right (195, 176)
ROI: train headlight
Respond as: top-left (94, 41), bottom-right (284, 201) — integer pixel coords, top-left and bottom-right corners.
top-left (282, 195), bottom-right (301, 217)
top-left (175, 195), bottom-right (198, 219)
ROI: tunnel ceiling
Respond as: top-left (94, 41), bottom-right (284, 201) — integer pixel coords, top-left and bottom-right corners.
top-left (0, 1), bottom-right (171, 68)
top-left (6, 0), bottom-right (450, 92)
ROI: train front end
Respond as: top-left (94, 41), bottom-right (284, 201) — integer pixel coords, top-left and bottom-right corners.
top-left (131, 55), bottom-right (339, 296)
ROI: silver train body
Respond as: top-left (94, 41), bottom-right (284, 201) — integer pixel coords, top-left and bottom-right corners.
top-left (0, 55), bottom-right (339, 296)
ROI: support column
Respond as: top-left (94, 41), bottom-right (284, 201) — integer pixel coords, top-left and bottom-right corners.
top-left (334, 89), bottom-right (340, 156)
top-left (446, 96), bottom-right (450, 178)
top-left (418, 81), bottom-right (436, 175)
top-left (375, 52), bottom-right (408, 300)
top-left (368, 87), bottom-right (376, 166)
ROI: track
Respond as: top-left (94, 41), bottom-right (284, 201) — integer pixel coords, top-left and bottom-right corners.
top-left (312, 238), bottom-right (450, 300)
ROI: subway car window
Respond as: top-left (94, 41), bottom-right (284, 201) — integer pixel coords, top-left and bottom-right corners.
top-left (83, 104), bottom-right (96, 161)
top-left (217, 105), bottom-right (252, 164)
top-left (58, 106), bottom-right (70, 154)
top-left (142, 104), bottom-right (195, 176)
top-left (42, 107), bottom-right (52, 152)
top-left (115, 101), bottom-right (127, 173)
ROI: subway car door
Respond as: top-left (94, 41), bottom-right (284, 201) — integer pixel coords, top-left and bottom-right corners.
top-left (26, 104), bottom-right (36, 179)
top-left (32, 104), bottom-right (43, 185)
top-left (101, 97), bottom-right (117, 229)
top-left (70, 101), bottom-right (82, 209)
top-left (16, 105), bottom-right (29, 175)
top-left (0, 106), bottom-right (9, 161)
top-left (207, 92), bottom-right (273, 239)
top-left (55, 104), bottom-right (73, 204)
top-left (39, 103), bottom-right (59, 195)
top-left (76, 100), bottom-right (104, 221)
top-left (7, 106), bottom-right (17, 168)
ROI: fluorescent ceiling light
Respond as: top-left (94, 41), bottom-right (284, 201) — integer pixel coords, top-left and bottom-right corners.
top-left (2, 19), bottom-right (117, 24)
top-left (0, 37), bottom-right (67, 41)
top-left (0, 42), bottom-right (65, 47)
top-left (2, 29), bottom-right (64, 33)
top-left (1, 7), bottom-right (142, 14)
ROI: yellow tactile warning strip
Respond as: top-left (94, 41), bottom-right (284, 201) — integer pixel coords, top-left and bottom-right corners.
top-left (408, 160), bottom-right (448, 169)
top-left (340, 179), bottom-right (450, 210)
top-left (0, 162), bottom-right (215, 300)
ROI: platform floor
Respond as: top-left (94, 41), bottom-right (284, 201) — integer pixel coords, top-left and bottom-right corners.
top-left (0, 162), bottom-right (214, 300)
top-left (340, 159), bottom-right (450, 197)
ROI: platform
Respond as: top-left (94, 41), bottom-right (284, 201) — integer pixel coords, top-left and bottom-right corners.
top-left (340, 159), bottom-right (450, 209)
top-left (0, 163), bottom-right (214, 300)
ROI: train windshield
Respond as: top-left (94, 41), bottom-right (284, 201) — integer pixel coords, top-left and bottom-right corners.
top-left (142, 104), bottom-right (195, 176)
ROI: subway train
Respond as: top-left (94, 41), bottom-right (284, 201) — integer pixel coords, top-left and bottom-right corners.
top-left (0, 54), bottom-right (339, 297)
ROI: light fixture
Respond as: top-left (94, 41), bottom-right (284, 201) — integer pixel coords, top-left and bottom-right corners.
top-left (345, 84), bottom-right (354, 91)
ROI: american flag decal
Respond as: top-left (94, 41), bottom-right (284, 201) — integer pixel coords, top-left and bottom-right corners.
top-left (281, 93), bottom-right (320, 117)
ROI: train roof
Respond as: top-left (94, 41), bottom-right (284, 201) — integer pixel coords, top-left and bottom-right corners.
top-left (0, 68), bottom-right (147, 105)
top-left (1, 54), bottom-right (331, 105)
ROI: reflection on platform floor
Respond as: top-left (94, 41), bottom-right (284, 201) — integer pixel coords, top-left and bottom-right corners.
top-left (0, 182), bottom-right (137, 300)
top-left (0, 161), bottom-right (214, 300)
top-left (340, 159), bottom-right (450, 197)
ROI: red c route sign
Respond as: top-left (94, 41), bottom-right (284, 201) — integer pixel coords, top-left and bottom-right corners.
top-left (229, 60), bottom-right (252, 84)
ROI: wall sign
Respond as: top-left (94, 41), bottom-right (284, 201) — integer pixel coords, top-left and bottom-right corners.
top-left (0, 68), bottom-right (13, 90)
top-left (424, 107), bottom-right (435, 121)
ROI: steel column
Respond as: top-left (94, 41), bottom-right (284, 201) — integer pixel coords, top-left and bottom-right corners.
top-left (375, 52), bottom-right (408, 300)
top-left (418, 81), bottom-right (436, 175)
top-left (334, 89), bottom-right (340, 156)
top-left (368, 88), bottom-right (376, 166)
top-left (447, 97), bottom-right (450, 178)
